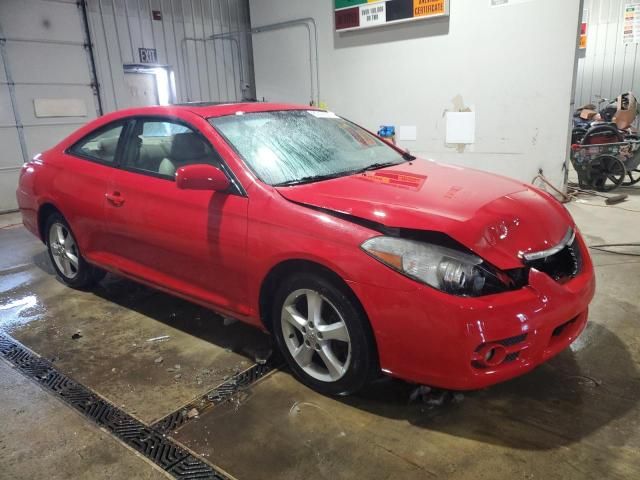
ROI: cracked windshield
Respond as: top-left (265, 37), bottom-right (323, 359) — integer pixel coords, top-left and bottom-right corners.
top-left (211, 110), bottom-right (408, 186)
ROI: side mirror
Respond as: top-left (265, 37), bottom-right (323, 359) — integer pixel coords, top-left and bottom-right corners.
top-left (176, 164), bottom-right (231, 192)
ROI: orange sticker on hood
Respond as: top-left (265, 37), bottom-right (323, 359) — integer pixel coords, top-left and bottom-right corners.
top-left (359, 170), bottom-right (427, 191)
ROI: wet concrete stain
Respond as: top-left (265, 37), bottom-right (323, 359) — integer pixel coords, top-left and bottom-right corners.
top-left (0, 227), bottom-right (271, 424)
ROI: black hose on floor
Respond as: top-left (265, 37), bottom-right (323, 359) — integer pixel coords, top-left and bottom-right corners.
top-left (589, 243), bottom-right (640, 257)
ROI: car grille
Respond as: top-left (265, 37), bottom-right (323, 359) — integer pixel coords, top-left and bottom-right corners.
top-left (498, 333), bottom-right (528, 347)
top-left (526, 236), bottom-right (583, 283)
top-left (504, 352), bottom-right (520, 363)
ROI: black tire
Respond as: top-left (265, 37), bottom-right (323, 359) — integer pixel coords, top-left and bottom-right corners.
top-left (45, 212), bottom-right (106, 289)
top-left (272, 272), bottom-right (377, 396)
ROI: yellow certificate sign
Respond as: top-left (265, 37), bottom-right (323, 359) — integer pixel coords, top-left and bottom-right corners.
top-left (413, 0), bottom-right (445, 17)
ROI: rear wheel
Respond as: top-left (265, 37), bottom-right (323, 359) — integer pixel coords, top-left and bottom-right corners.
top-left (272, 272), bottom-right (377, 396)
top-left (45, 213), bottom-right (105, 288)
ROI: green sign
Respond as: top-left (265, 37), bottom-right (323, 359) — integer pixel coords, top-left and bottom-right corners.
top-left (335, 0), bottom-right (368, 9)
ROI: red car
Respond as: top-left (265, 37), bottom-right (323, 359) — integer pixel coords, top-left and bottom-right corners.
top-left (16, 103), bottom-right (595, 395)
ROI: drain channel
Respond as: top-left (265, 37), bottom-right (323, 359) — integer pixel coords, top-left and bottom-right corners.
top-left (152, 361), bottom-right (278, 434)
top-left (0, 333), bottom-right (230, 480)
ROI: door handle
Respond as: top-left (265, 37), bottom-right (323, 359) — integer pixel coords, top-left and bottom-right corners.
top-left (105, 191), bottom-right (125, 207)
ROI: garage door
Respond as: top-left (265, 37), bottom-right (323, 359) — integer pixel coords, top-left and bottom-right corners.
top-left (0, 0), bottom-right (100, 213)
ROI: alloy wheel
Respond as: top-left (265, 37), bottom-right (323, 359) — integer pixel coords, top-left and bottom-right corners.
top-left (280, 289), bottom-right (351, 382)
top-left (48, 222), bottom-right (79, 279)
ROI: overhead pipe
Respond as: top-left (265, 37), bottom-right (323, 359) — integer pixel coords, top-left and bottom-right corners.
top-left (201, 33), bottom-right (246, 100)
top-left (215, 36), bottom-right (245, 97)
top-left (210, 17), bottom-right (321, 106)
top-left (181, 36), bottom-right (246, 101)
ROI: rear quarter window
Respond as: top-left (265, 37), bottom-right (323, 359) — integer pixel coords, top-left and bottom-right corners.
top-left (69, 123), bottom-right (125, 164)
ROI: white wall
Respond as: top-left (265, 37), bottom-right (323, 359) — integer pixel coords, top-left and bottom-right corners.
top-left (575, 0), bottom-right (640, 109)
top-left (249, 0), bottom-right (582, 190)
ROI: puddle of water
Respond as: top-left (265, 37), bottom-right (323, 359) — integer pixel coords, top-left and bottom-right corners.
top-left (0, 270), bottom-right (34, 294)
top-left (0, 294), bottom-right (44, 331)
top-left (0, 295), bottom-right (37, 311)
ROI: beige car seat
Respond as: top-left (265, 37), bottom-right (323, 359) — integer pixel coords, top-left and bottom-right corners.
top-left (159, 133), bottom-right (212, 177)
top-left (96, 136), bottom-right (120, 160)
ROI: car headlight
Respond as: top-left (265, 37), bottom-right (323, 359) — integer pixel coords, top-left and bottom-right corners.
top-left (361, 236), bottom-right (509, 296)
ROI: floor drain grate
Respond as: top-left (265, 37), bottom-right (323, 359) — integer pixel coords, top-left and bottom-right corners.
top-left (152, 361), bottom-right (278, 434)
top-left (0, 333), bottom-right (230, 480)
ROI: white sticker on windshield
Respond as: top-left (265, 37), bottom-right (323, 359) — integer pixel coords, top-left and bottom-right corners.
top-left (308, 110), bottom-right (339, 119)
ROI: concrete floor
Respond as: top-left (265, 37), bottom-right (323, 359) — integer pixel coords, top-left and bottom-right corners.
top-left (1, 185), bottom-right (639, 479)
top-left (0, 359), bottom-right (168, 480)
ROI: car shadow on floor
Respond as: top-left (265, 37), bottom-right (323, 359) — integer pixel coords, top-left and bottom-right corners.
top-left (32, 249), bottom-right (273, 361)
top-left (340, 321), bottom-right (639, 451)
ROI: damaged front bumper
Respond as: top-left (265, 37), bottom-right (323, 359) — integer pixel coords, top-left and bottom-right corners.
top-left (347, 234), bottom-right (596, 391)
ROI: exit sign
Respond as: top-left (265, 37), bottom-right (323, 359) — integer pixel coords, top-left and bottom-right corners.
top-left (138, 48), bottom-right (158, 64)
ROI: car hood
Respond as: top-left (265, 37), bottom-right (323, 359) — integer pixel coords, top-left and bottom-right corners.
top-left (275, 159), bottom-right (573, 269)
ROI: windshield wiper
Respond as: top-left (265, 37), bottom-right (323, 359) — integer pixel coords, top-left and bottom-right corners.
top-left (355, 154), bottom-right (416, 174)
top-left (275, 156), bottom-right (416, 187)
top-left (275, 172), bottom-right (353, 187)
top-left (355, 161), bottom-right (404, 174)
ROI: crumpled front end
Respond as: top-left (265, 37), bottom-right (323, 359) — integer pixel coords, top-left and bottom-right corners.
top-left (275, 159), bottom-right (596, 389)
top-left (348, 229), bottom-right (595, 390)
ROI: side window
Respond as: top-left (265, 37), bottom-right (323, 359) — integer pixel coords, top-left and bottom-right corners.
top-left (70, 123), bottom-right (124, 164)
top-left (124, 119), bottom-right (222, 179)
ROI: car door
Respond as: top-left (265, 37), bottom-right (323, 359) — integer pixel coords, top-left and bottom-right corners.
top-left (62, 121), bottom-right (128, 260)
top-left (103, 116), bottom-right (250, 316)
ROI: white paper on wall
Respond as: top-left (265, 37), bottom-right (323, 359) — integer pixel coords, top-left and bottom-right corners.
top-left (446, 112), bottom-right (476, 144)
top-left (359, 1), bottom-right (387, 28)
top-left (398, 126), bottom-right (417, 141)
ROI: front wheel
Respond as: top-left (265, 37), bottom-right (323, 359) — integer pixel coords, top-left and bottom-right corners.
top-left (45, 213), bottom-right (105, 289)
top-left (272, 272), bottom-right (377, 396)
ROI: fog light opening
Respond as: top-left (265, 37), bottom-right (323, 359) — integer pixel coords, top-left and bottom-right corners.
top-left (485, 348), bottom-right (496, 363)
top-left (476, 343), bottom-right (507, 367)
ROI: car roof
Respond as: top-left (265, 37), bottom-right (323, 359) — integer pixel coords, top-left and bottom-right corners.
top-left (114, 102), bottom-right (317, 119)
top-left (56, 102), bottom-right (321, 152)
